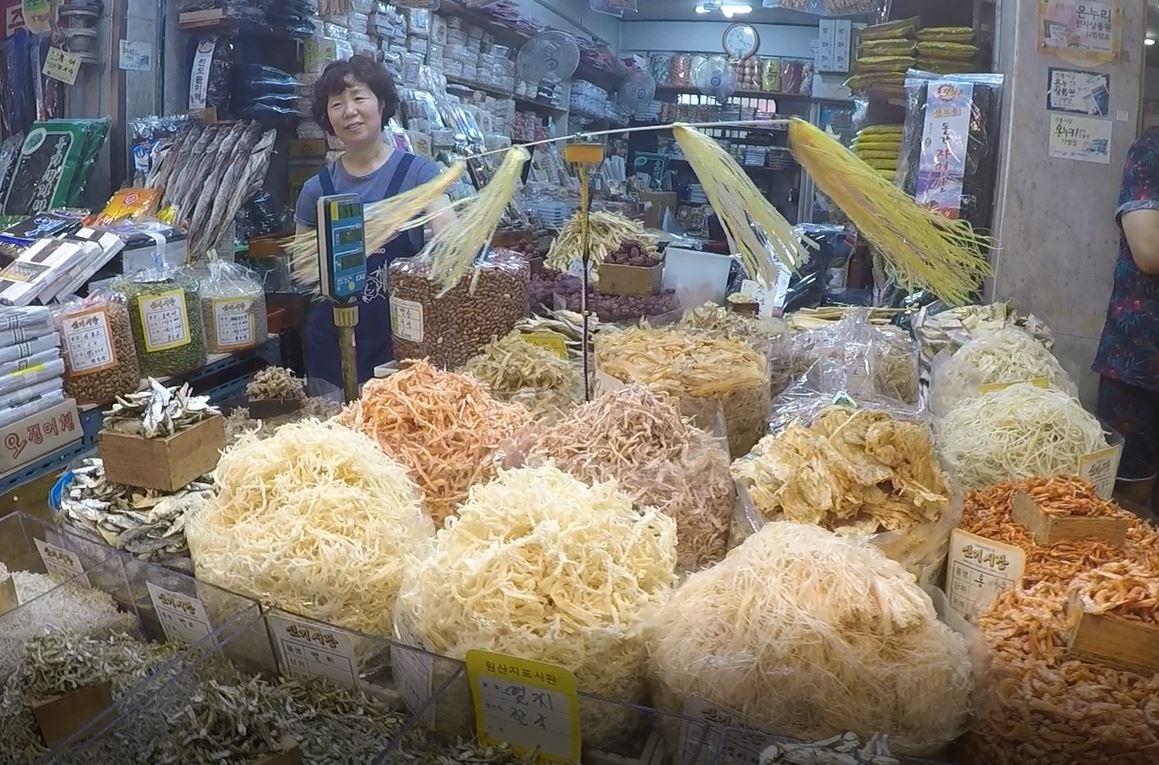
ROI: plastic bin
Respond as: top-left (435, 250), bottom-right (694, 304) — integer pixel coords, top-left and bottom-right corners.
top-left (662, 247), bottom-right (733, 305)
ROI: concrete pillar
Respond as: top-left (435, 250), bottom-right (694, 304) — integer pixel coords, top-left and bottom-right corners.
top-left (988, 0), bottom-right (1147, 404)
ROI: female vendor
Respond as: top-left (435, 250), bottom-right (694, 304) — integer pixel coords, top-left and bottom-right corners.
top-left (295, 55), bottom-right (454, 387)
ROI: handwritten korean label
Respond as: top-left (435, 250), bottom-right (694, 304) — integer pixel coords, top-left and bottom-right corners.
top-left (390, 297), bottom-right (424, 343)
top-left (33, 538), bottom-right (89, 585)
top-left (211, 297), bottom-right (255, 349)
top-left (43, 47), bottom-right (81, 86)
top-left (1047, 67), bottom-right (1110, 116)
top-left (62, 308), bottom-right (117, 374)
top-left (22, 0), bottom-right (51, 34)
top-left (1077, 440), bottom-right (1122, 499)
top-left (1038, 0), bottom-right (1121, 64)
top-left (146, 582), bottom-right (213, 646)
top-left (5, 5), bottom-right (26, 37)
top-left (979, 377), bottom-right (1051, 394)
top-left (947, 529), bottom-right (1026, 619)
top-left (391, 643), bottom-right (434, 722)
top-left (118, 40), bottom-right (152, 72)
top-left (1049, 113), bottom-right (1112, 164)
top-left (268, 614), bottom-right (359, 689)
top-left (0, 574), bottom-right (17, 615)
top-left (521, 332), bottom-right (568, 359)
top-left (465, 650), bottom-right (580, 763)
top-left (916, 80), bottom-right (973, 220)
top-left (139, 289), bottom-right (191, 352)
top-left (680, 696), bottom-right (765, 765)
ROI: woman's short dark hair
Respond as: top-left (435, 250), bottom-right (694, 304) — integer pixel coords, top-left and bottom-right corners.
top-left (312, 55), bottom-right (399, 134)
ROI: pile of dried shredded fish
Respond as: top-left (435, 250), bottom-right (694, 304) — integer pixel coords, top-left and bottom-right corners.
top-left (462, 331), bottom-right (582, 421)
top-left (396, 464), bottom-right (677, 743)
top-left (595, 326), bottom-right (770, 458)
top-left (55, 457), bottom-right (211, 567)
top-left (526, 385), bottom-right (734, 570)
top-left (760, 733), bottom-right (904, 765)
top-left (965, 578), bottom-right (1159, 765)
top-left (515, 310), bottom-right (593, 362)
top-left (647, 522), bottom-right (974, 757)
top-left (187, 420), bottom-right (433, 636)
top-left (679, 303), bottom-right (794, 395)
top-left (245, 366), bottom-right (307, 401)
top-left (545, 210), bottom-right (657, 272)
top-left (732, 407), bottom-right (948, 536)
top-left (1069, 560), bottom-right (1159, 624)
top-left (338, 361), bottom-right (532, 524)
top-left (103, 379), bottom-right (220, 438)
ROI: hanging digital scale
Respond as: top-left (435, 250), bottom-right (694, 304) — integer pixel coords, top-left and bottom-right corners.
top-left (315, 193), bottom-right (367, 403)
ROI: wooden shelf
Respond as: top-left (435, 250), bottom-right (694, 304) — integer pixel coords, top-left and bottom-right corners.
top-left (444, 74), bottom-right (513, 99)
top-left (514, 95), bottom-right (567, 114)
top-left (177, 11), bottom-right (300, 44)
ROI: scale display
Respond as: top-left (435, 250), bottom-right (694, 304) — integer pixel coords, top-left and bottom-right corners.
top-left (316, 193), bottom-right (367, 302)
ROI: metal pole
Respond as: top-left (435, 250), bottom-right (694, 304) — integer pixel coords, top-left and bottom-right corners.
top-left (333, 304), bottom-right (359, 403)
top-left (579, 164), bottom-right (592, 402)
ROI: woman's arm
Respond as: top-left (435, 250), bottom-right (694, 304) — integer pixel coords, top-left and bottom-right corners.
top-left (426, 194), bottom-right (456, 234)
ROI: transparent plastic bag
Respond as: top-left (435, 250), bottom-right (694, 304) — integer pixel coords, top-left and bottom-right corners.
top-left (112, 267), bottom-right (207, 377)
top-left (55, 290), bottom-right (141, 405)
top-left (388, 249), bottom-right (530, 370)
top-left (198, 260), bottom-right (268, 354)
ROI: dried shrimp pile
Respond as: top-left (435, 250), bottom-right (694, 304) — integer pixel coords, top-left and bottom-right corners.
top-left (1070, 560), bottom-right (1159, 624)
top-left (462, 331), bottom-right (581, 421)
top-left (679, 303), bottom-right (794, 395)
top-left (186, 420), bottom-right (433, 636)
top-left (647, 522), bottom-right (974, 756)
top-left (338, 361), bottom-right (532, 524)
top-left (545, 211), bottom-right (657, 272)
top-left (595, 326), bottom-right (770, 458)
top-left (528, 385), bottom-right (734, 570)
top-left (938, 383), bottom-right (1106, 490)
top-left (732, 407), bottom-right (948, 535)
top-left (396, 464), bottom-right (677, 742)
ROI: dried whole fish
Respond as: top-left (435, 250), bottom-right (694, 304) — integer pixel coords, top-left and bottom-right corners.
top-left (245, 366), bottom-right (307, 402)
top-left (185, 122), bottom-right (248, 241)
top-left (760, 733), bottom-right (902, 765)
top-left (165, 123), bottom-right (219, 212)
top-left (104, 378), bottom-right (220, 438)
top-left (191, 128), bottom-right (277, 258)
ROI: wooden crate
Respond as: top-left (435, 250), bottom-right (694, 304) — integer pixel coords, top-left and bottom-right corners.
top-left (1066, 593), bottom-right (1159, 675)
top-left (32, 682), bottom-right (112, 745)
top-left (1011, 491), bottom-right (1128, 547)
top-left (598, 263), bottom-right (663, 296)
top-left (256, 736), bottom-right (302, 765)
top-left (99, 416), bottom-right (225, 492)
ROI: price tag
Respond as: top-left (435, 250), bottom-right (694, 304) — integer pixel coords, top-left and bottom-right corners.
top-left (0, 574), bottom-right (17, 615)
top-left (211, 297), bottom-right (256, 349)
top-left (946, 529), bottom-right (1026, 619)
top-left (267, 613), bottom-right (359, 689)
top-left (118, 40), bottom-right (152, 72)
top-left (979, 377), bottom-right (1050, 394)
top-left (138, 288), bottom-right (191, 352)
top-left (1078, 440), bottom-right (1123, 500)
top-left (390, 297), bottom-right (424, 343)
top-left (42, 47), bottom-right (81, 86)
top-left (33, 539), bottom-right (89, 585)
top-left (680, 696), bottom-right (765, 765)
top-left (521, 332), bottom-right (569, 359)
top-left (465, 650), bottom-right (580, 763)
top-left (391, 643), bottom-right (434, 721)
top-left (62, 308), bottom-right (117, 374)
top-left (146, 582), bottom-right (213, 646)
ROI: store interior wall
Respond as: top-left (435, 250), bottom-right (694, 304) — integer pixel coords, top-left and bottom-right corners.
top-left (989, 0), bottom-right (1147, 406)
top-left (619, 20), bottom-right (817, 57)
top-left (524, 0), bottom-right (622, 46)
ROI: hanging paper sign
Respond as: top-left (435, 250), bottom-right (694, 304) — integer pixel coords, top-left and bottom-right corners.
top-left (5, 4), bottom-right (26, 37)
top-left (1047, 68), bottom-right (1110, 117)
top-left (21, 0), bottom-right (49, 34)
top-left (119, 40), bottom-right (153, 72)
top-left (1048, 114), bottom-right (1112, 164)
top-left (1038, 0), bottom-right (1122, 65)
top-left (43, 48), bottom-right (82, 87)
top-left (915, 80), bottom-right (974, 220)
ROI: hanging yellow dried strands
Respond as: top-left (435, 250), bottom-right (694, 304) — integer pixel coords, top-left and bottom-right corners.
top-left (673, 124), bottom-right (805, 285)
top-left (786, 118), bottom-right (991, 305)
top-left (284, 160), bottom-right (466, 292)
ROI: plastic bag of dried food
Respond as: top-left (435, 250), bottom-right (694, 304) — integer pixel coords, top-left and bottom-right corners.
top-left (112, 267), bottom-right (207, 378)
top-left (54, 290), bottom-right (141, 405)
top-left (917, 41), bottom-right (978, 62)
top-left (389, 249), bottom-right (530, 370)
top-left (855, 56), bottom-right (917, 73)
top-left (859, 17), bottom-right (919, 41)
top-left (198, 260), bottom-right (268, 354)
top-left (897, 71), bottom-right (1005, 233)
top-left (917, 27), bottom-right (976, 43)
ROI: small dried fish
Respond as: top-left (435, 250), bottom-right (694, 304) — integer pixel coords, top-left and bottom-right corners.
top-left (245, 366), bottom-right (307, 402)
top-left (104, 378), bottom-right (220, 438)
top-left (760, 733), bottom-right (901, 765)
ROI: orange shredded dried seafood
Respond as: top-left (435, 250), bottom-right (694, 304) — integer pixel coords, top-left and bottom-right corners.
top-left (338, 361), bottom-right (532, 525)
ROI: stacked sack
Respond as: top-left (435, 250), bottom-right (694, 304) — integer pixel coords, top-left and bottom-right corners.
top-left (0, 308), bottom-right (66, 429)
top-left (846, 17), bottom-right (918, 93)
top-left (852, 125), bottom-right (904, 181)
top-left (917, 27), bottom-right (978, 74)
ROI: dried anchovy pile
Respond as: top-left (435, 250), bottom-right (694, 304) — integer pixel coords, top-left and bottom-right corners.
top-left (761, 732), bottom-right (903, 765)
top-left (104, 378), bottom-right (220, 438)
top-left (57, 457), bottom-right (211, 565)
top-left (516, 309), bottom-right (597, 362)
top-left (0, 631), bottom-right (180, 765)
top-left (384, 733), bottom-right (539, 765)
top-left (245, 366), bottom-right (307, 401)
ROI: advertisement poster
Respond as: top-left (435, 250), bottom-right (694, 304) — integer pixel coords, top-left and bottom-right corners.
top-left (1038, 0), bottom-right (1122, 64)
top-left (915, 80), bottom-right (974, 220)
top-left (1047, 67), bottom-right (1110, 116)
top-left (1049, 113), bottom-right (1112, 164)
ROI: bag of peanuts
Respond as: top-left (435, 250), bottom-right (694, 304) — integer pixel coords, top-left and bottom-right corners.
top-left (54, 290), bottom-right (142, 405)
top-left (388, 249), bottom-right (530, 370)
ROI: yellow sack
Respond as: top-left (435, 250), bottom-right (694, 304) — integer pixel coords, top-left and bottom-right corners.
top-left (859, 17), bottom-right (918, 41)
top-left (917, 27), bottom-right (975, 42)
top-left (855, 149), bottom-right (901, 162)
top-left (856, 125), bottom-right (904, 137)
top-left (917, 42), bottom-right (978, 61)
top-left (859, 39), bottom-right (918, 57)
top-left (844, 73), bottom-right (906, 90)
top-left (856, 56), bottom-right (917, 73)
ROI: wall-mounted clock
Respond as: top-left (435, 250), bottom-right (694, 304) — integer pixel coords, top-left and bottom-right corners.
top-left (723, 23), bottom-right (760, 60)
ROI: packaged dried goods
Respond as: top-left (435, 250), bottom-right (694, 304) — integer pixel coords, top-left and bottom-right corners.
top-left (112, 268), bottom-right (207, 377)
top-left (198, 260), bottom-right (268, 354)
top-left (54, 291), bottom-right (140, 404)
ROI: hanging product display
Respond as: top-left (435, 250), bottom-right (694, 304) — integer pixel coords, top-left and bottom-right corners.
top-left (1, 120), bottom-right (109, 215)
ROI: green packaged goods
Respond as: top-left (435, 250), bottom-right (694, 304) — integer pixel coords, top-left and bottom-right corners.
top-left (917, 27), bottom-right (975, 42)
top-left (856, 56), bottom-right (917, 73)
top-left (1, 119), bottom-right (109, 215)
top-left (859, 17), bottom-right (918, 41)
top-left (917, 41), bottom-right (978, 61)
top-left (859, 40), bottom-right (917, 57)
top-left (113, 269), bottom-right (207, 377)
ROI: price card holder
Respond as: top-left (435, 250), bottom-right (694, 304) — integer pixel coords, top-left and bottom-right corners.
top-left (946, 529), bottom-right (1026, 620)
top-left (146, 581), bottom-right (214, 646)
top-left (267, 613), bottom-right (359, 690)
top-left (521, 332), bottom-right (569, 359)
top-left (1065, 592), bottom-right (1159, 675)
top-left (679, 696), bottom-right (764, 765)
top-left (390, 642), bottom-right (434, 723)
top-left (979, 377), bottom-right (1050, 394)
top-left (1077, 431), bottom-right (1123, 500)
top-left (0, 574), bottom-right (17, 615)
top-left (33, 538), bottom-right (89, 586)
top-left (465, 650), bottom-right (581, 763)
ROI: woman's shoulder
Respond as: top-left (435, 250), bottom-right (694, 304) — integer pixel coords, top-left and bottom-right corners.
top-left (400, 152), bottom-right (442, 185)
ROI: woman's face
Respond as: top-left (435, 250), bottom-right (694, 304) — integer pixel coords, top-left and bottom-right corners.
top-left (327, 77), bottom-right (383, 147)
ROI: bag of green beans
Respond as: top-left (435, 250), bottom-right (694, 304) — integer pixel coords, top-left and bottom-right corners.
top-left (113, 267), bottom-right (207, 377)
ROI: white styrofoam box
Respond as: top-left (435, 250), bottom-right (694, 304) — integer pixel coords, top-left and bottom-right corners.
top-left (662, 247), bottom-right (733, 305)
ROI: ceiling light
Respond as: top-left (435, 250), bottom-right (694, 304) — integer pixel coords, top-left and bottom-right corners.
top-left (1148, 37), bottom-right (1157, 46)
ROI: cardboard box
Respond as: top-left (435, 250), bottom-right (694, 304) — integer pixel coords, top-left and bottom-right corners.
top-left (99, 415), bottom-right (225, 492)
top-left (598, 263), bottom-right (664, 296)
top-left (1066, 592), bottom-right (1159, 675)
top-left (0, 398), bottom-right (81, 477)
top-left (640, 191), bottom-right (677, 229)
top-left (32, 682), bottom-right (112, 746)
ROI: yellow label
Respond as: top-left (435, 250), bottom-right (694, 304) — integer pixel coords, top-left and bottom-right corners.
top-left (521, 332), bottom-right (569, 359)
top-left (465, 650), bottom-right (581, 763)
top-left (138, 288), bottom-right (191, 353)
top-left (979, 377), bottom-right (1050, 394)
top-left (43, 47), bottom-right (81, 86)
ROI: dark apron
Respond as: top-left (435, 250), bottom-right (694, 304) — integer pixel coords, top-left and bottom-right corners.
top-left (305, 154), bottom-right (419, 388)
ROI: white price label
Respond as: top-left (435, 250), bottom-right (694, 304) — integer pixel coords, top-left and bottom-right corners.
top-left (139, 289), bottom-right (191, 352)
top-left (268, 614), bottom-right (359, 689)
top-left (34, 538), bottom-right (89, 585)
top-left (62, 308), bottom-right (116, 373)
top-left (1078, 441), bottom-right (1122, 499)
top-left (391, 643), bottom-right (434, 722)
top-left (390, 297), bottom-right (424, 343)
top-left (211, 297), bottom-right (255, 349)
top-left (947, 529), bottom-right (1026, 619)
top-left (680, 696), bottom-right (765, 765)
top-left (146, 582), bottom-right (213, 646)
